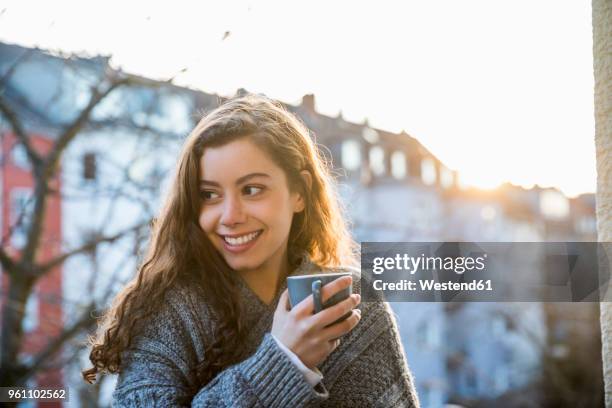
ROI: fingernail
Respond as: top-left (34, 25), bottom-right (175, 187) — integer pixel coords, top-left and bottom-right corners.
top-left (355, 294), bottom-right (361, 302)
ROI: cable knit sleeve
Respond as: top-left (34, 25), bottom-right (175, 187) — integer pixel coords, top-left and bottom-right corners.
top-left (111, 291), bottom-right (199, 407)
top-left (318, 266), bottom-right (421, 407)
top-left (191, 333), bottom-right (328, 407)
top-left (112, 284), bottom-right (329, 408)
top-left (341, 300), bottom-right (421, 407)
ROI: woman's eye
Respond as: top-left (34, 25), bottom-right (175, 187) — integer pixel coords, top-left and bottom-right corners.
top-left (243, 185), bottom-right (264, 196)
top-left (200, 190), bottom-right (219, 201)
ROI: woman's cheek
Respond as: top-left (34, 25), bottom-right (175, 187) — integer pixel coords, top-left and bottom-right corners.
top-left (198, 210), bottom-right (215, 234)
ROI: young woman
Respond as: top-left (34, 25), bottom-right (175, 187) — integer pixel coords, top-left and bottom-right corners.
top-left (84, 94), bottom-right (419, 407)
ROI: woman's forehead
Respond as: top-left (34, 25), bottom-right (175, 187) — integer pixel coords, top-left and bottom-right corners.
top-left (199, 139), bottom-right (284, 182)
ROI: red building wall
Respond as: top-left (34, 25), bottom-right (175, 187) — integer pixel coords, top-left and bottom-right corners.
top-left (1, 132), bottom-right (64, 404)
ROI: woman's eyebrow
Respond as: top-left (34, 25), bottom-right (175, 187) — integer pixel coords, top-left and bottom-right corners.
top-left (199, 172), bottom-right (271, 187)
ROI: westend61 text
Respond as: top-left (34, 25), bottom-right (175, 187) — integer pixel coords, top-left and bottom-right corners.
top-left (373, 279), bottom-right (493, 292)
top-left (372, 253), bottom-right (487, 275)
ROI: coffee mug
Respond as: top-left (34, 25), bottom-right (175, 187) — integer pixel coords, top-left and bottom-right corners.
top-left (287, 272), bottom-right (353, 323)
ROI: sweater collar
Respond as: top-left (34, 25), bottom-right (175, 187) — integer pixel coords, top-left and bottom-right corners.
top-left (236, 253), bottom-right (321, 316)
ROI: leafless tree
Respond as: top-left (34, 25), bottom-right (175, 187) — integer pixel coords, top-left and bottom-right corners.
top-left (0, 45), bottom-right (187, 406)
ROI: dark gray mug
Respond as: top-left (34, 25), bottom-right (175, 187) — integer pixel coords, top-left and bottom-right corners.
top-left (287, 272), bottom-right (353, 323)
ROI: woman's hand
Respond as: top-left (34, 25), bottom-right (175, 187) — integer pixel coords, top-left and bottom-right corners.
top-left (271, 276), bottom-right (361, 370)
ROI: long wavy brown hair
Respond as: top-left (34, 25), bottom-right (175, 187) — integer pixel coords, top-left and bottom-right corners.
top-left (83, 93), bottom-right (358, 388)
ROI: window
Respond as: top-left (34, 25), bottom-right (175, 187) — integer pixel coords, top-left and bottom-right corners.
top-left (11, 144), bottom-right (30, 170)
top-left (83, 152), bottom-right (97, 181)
top-left (369, 146), bottom-right (385, 176)
top-left (10, 188), bottom-right (34, 248)
top-left (147, 93), bottom-right (194, 134)
top-left (341, 140), bottom-right (361, 171)
top-left (22, 291), bottom-right (38, 332)
top-left (577, 216), bottom-right (596, 235)
top-left (390, 151), bottom-right (406, 179)
top-left (539, 190), bottom-right (569, 219)
top-left (440, 167), bottom-right (454, 189)
top-left (421, 158), bottom-right (437, 186)
top-left (361, 127), bottom-right (379, 144)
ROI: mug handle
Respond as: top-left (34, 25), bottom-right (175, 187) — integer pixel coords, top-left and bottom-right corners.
top-left (312, 279), bottom-right (323, 314)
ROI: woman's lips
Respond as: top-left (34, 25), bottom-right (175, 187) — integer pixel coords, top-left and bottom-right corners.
top-left (220, 230), bottom-right (263, 254)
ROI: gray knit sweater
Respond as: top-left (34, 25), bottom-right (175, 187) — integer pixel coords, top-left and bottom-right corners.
top-left (112, 258), bottom-right (420, 407)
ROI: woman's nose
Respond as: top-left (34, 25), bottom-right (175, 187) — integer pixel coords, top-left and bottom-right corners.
top-left (220, 196), bottom-right (247, 226)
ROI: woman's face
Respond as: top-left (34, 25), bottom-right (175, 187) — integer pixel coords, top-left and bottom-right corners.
top-left (198, 138), bottom-right (305, 275)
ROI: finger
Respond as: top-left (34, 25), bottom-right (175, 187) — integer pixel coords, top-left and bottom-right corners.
top-left (292, 275), bottom-right (353, 318)
top-left (319, 275), bottom-right (353, 305)
top-left (311, 293), bottom-right (360, 328)
top-left (277, 289), bottom-right (290, 312)
top-left (321, 309), bottom-right (361, 341)
top-left (328, 337), bottom-right (341, 354)
top-left (292, 292), bottom-right (315, 318)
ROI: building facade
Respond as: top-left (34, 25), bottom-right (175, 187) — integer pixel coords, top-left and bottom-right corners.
top-left (0, 42), bottom-right (600, 407)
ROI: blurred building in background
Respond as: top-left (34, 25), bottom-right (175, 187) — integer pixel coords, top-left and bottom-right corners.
top-left (0, 132), bottom-right (64, 396)
top-left (0, 42), bottom-right (602, 407)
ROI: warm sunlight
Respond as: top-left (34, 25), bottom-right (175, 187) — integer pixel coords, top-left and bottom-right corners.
top-left (0, 1), bottom-right (607, 407)
top-left (0, 0), bottom-right (596, 198)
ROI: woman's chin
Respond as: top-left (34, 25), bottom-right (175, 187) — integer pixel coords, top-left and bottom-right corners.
top-left (226, 258), bottom-right (262, 273)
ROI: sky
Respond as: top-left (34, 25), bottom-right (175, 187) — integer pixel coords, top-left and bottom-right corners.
top-left (0, 0), bottom-right (597, 197)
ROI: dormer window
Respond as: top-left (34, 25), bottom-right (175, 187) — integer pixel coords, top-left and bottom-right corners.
top-left (421, 158), bottom-right (437, 186)
top-left (83, 152), bottom-right (97, 181)
top-left (391, 151), bottom-right (407, 179)
top-left (369, 146), bottom-right (385, 176)
top-left (341, 140), bottom-right (361, 171)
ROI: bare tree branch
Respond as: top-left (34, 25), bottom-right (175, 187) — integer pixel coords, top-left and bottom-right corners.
top-left (36, 220), bottom-right (150, 276)
top-left (1, 188), bottom-right (36, 248)
top-left (20, 71), bottom-right (170, 265)
top-left (0, 50), bottom-right (179, 388)
top-left (0, 247), bottom-right (17, 275)
top-left (43, 74), bottom-right (130, 178)
top-left (21, 74), bottom-right (135, 265)
top-left (24, 240), bottom-right (140, 380)
top-left (22, 303), bottom-right (97, 379)
top-left (0, 95), bottom-right (43, 167)
top-left (86, 118), bottom-right (184, 142)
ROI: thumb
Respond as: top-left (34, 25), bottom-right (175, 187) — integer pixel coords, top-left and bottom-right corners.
top-left (277, 288), bottom-right (290, 311)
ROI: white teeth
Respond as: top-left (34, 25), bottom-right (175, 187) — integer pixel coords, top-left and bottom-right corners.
top-left (224, 231), bottom-right (260, 246)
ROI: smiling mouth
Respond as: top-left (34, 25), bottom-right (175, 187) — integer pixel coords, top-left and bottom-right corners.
top-left (220, 230), bottom-right (263, 246)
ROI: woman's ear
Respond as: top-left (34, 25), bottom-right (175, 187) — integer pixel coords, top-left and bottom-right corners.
top-left (294, 170), bottom-right (312, 213)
